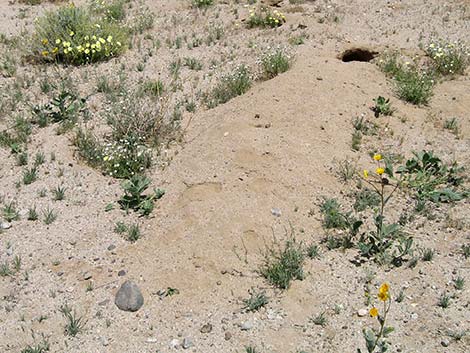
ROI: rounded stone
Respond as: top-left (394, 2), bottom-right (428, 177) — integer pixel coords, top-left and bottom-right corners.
top-left (115, 280), bottom-right (144, 312)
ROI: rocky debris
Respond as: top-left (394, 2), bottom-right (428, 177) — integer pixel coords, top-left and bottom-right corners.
top-left (82, 271), bottom-right (92, 280)
top-left (200, 323), bottom-right (213, 334)
top-left (241, 321), bottom-right (254, 331)
top-left (182, 338), bottom-right (193, 349)
top-left (357, 309), bottom-right (368, 317)
top-left (441, 339), bottom-right (450, 347)
top-left (118, 269), bottom-right (126, 277)
top-left (169, 338), bottom-right (180, 348)
top-left (0, 222), bottom-right (11, 230)
top-left (115, 280), bottom-right (144, 312)
top-left (224, 331), bottom-right (232, 341)
top-left (271, 208), bottom-right (282, 217)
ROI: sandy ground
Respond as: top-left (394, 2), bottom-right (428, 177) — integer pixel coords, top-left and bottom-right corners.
top-left (1, 1), bottom-right (469, 352)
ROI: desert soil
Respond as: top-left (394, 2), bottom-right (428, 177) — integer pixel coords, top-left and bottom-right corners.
top-left (1, 0), bottom-right (469, 352)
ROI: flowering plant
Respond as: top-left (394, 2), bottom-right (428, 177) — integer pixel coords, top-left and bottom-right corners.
top-left (34, 4), bottom-right (127, 65)
top-left (360, 283), bottom-right (394, 353)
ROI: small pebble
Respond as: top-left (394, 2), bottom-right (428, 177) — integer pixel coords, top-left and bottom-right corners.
top-left (357, 309), bottom-right (368, 317)
top-left (200, 323), bottom-right (213, 334)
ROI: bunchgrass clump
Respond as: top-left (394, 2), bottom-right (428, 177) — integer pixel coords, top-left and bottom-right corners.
top-left (261, 235), bottom-right (305, 289)
top-left (60, 305), bottom-right (86, 336)
top-left (20, 340), bottom-right (50, 353)
top-left (426, 40), bottom-right (470, 76)
top-left (206, 65), bottom-right (252, 108)
top-left (33, 4), bottom-right (128, 65)
top-left (260, 47), bottom-right (292, 79)
top-left (243, 289), bottom-right (269, 312)
top-left (3, 202), bottom-right (19, 222)
top-left (23, 167), bottom-right (38, 185)
top-left (437, 293), bottom-right (451, 308)
top-left (311, 312), bottom-right (327, 326)
top-left (43, 207), bottom-right (57, 225)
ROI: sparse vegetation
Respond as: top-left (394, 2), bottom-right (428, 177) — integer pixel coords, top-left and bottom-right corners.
top-left (260, 235), bottom-right (305, 289)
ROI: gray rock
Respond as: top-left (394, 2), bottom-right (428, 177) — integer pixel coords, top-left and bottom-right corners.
top-left (200, 323), bottom-right (212, 333)
top-left (224, 331), bottom-right (232, 341)
top-left (82, 271), bottom-right (92, 280)
top-left (100, 337), bottom-right (109, 346)
top-left (115, 280), bottom-right (144, 312)
top-left (357, 309), bottom-right (368, 317)
top-left (182, 338), bottom-right (193, 349)
top-left (441, 339), bottom-right (450, 347)
top-left (169, 338), bottom-right (180, 348)
top-left (241, 321), bottom-right (253, 331)
top-left (0, 222), bottom-right (12, 230)
top-left (118, 270), bottom-right (126, 277)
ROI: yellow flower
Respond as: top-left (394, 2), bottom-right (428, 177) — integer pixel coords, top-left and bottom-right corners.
top-left (373, 154), bottom-right (382, 161)
top-left (52, 47), bottom-right (59, 54)
top-left (378, 291), bottom-right (389, 301)
top-left (55, 38), bottom-right (61, 44)
top-left (369, 307), bottom-right (378, 317)
top-left (41, 50), bottom-right (49, 57)
top-left (42, 38), bottom-right (49, 45)
top-left (379, 283), bottom-right (389, 294)
top-left (107, 35), bottom-right (113, 43)
top-left (103, 156), bottom-right (109, 161)
top-left (116, 41), bottom-right (122, 46)
top-left (92, 35), bottom-right (97, 40)
top-left (363, 169), bottom-right (369, 178)
top-left (84, 48), bottom-right (90, 54)
top-left (376, 167), bottom-right (385, 175)
top-left (70, 31), bottom-right (75, 36)
top-left (99, 37), bottom-right (106, 44)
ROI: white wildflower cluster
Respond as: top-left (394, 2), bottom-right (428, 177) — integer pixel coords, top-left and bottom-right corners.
top-left (260, 46), bottom-right (292, 78)
top-left (101, 138), bottom-right (152, 179)
top-left (426, 40), bottom-right (470, 75)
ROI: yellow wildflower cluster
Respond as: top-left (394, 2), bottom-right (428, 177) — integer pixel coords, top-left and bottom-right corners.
top-left (363, 153), bottom-right (385, 179)
top-left (247, 6), bottom-right (286, 28)
top-left (369, 283), bottom-right (391, 317)
top-left (40, 30), bottom-right (122, 64)
top-left (426, 40), bottom-right (470, 75)
top-left (265, 9), bottom-right (286, 28)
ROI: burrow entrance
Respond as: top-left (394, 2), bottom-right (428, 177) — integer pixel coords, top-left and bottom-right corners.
top-left (339, 48), bottom-right (378, 62)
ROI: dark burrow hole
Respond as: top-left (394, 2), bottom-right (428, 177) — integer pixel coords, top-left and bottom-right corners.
top-left (340, 48), bottom-right (378, 62)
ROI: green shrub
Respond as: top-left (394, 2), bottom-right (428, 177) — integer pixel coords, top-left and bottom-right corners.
top-left (261, 47), bottom-right (292, 78)
top-left (247, 6), bottom-right (286, 28)
top-left (207, 65), bottom-right (252, 107)
top-left (426, 40), bottom-right (470, 76)
top-left (102, 137), bottom-right (152, 179)
top-left (192, 0), bottom-right (213, 8)
top-left (395, 68), bottom-right (434, 105)
top-left (33, 4), bottom-right (128, 65)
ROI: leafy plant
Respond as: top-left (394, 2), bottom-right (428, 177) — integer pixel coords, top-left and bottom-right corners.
top-left (119, 175), bottom-right (165, 216)
top-left (397, 151), bottom-right (466, 203)
top-left (61, 306), bottom-right (86, 336)
top-left (371, 96), bottom-right (393, 117)
top-left (32, 89), bottom-right (87, 132)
